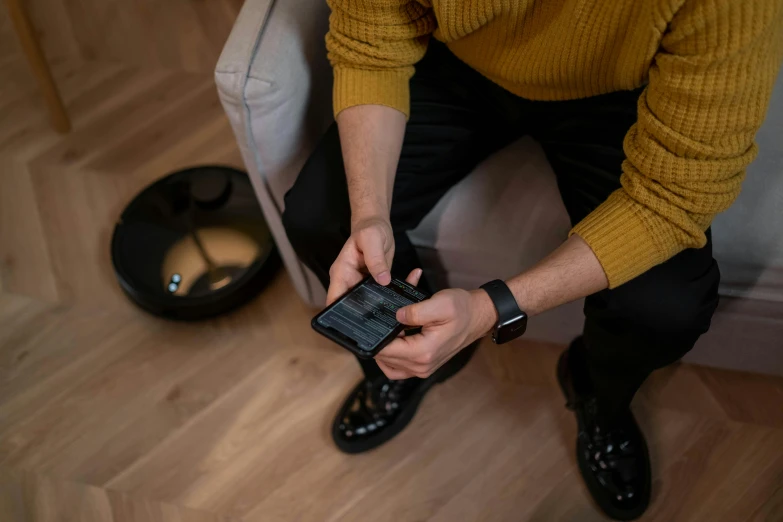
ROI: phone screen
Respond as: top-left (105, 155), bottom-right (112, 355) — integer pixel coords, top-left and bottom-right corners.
top-left (316, 279), bottom-right (427, 353)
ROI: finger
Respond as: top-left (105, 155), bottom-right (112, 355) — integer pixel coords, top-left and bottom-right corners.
top-left (326, 260), bottom-right (363, 305)
top-left (375, 347), bottom-right (421, 367)
top-left (384, 341), bottom-right (455, 379)
top-left (380, 331), bottom-right (440, 362)
top-left (375, 353), bottom-right (414, 371)
top-left (393, 268), bottom-right (422, 336)
top-left (404, 268), bottom-right (423, 287)
top-left (357, 231), bottom-right (391, 285)
top-left (376, 354), bottom-right (428, 376)
top-left (376, 334), bottom-right (431, 369)
top-left (396, 325), bottom-right (421, 339)
top-left (396, 295), bottom-right (453, 326)
top-left (378, 336), bottom-right (417, 360)
top-left (376, 359), bottom-right (415, 380)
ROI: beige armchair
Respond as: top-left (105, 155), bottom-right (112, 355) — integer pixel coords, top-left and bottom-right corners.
top-left (216, 0), bottom-right (783, 375)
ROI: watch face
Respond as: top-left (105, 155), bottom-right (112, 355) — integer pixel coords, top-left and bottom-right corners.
top-left (493, 313), bottom-right (528, 344)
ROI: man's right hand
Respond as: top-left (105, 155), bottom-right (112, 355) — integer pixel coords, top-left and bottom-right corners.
top-left (326, 216), bottom-right (396, 305)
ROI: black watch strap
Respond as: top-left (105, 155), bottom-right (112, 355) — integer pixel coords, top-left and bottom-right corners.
top-left (481, 280), bottom-right (521, 320)
top-left (480, 280), bottom-right (527, 344)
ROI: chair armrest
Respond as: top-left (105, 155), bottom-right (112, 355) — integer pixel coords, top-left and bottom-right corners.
top-left (216, 0), bottom-right (331, 306)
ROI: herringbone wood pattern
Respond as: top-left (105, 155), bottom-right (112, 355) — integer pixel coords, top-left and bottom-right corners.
top-left (1, 28), bottom-right (783, 522)
top-left (2, 0), bottom-right (242, 73)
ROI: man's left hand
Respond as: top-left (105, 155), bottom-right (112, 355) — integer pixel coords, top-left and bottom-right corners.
top-left (375, 288), bottom-right (498, 380)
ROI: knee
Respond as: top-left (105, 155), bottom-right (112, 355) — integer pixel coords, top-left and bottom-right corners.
top-left (282, 189), bottom-right (342, 268)
top-left (282, 182), bottom-right (323, 252)
top-left (595, 259), bottom-right (721, 337)
top-left (282, 181), bottom-right (343, 288)
top-left (282, 172), bottom-right (350, 282)
top-left (282, 125), bottom-right (348, 256)
top-left (638, 288), bottom-right (717, 337)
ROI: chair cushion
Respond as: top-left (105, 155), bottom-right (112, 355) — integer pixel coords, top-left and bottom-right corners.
top-left (408, 137), bottom-right (585, 342)
top-left (409, 136), bottom-right (570, 287)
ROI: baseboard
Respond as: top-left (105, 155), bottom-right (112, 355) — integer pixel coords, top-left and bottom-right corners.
top-left (684, 296), bottom-right (783, 376)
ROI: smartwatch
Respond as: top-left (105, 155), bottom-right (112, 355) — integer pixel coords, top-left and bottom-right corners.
top-left (480, 280), bottom-right (527, 344)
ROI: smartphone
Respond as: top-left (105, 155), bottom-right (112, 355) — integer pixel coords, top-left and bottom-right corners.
top-left (311, 277), bottom-right (429, 359)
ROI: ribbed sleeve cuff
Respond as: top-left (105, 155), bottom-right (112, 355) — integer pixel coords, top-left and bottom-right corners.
top-left (570, 191), bottom-right (666, 289)
top-left (333, 66), bottom-right (411, 119)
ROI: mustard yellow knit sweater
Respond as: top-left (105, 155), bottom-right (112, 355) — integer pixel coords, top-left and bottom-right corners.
top-left (326, 0), bottom-right (783, 288)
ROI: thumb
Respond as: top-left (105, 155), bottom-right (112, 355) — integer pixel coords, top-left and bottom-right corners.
top-left (396, 298), bottom-right (444, 326)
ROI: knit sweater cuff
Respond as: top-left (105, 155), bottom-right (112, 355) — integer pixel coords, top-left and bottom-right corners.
top-left (333, 66), bottom-right (411, 119)
top-left (570, 191), bottom-right (666, 289)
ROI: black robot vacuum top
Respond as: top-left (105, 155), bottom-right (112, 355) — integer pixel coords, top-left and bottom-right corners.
top-left (111, 166), bottom-right (280, 320)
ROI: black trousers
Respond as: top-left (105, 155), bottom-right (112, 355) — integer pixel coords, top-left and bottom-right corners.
top-left (283, 42), bottom-right (720, 419)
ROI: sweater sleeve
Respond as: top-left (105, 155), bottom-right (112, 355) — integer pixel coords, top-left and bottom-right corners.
top-left (326, 0), bottom-right (435, 119)
top-left (571, 0), bottom-right (783, 288)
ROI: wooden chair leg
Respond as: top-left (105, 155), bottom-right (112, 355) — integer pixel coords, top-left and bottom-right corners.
top-left (5, 0), bottom-right (71, 133)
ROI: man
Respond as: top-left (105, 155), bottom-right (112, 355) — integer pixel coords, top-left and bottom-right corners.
top-left (282, 0), bottom-right (783, 519)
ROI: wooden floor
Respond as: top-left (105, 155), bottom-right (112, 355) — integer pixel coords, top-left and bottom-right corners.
top-left (2, 54), bottom-right (783, 522)
top-left (2, 0), bottom-right (242, 73)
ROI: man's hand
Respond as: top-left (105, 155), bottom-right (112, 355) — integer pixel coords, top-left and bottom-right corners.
top-left (373, 234), bottom-right (609, 380)
top-left (327, 105), bottom-right (405, 305)
top-left (326, 217), bottom-right (395, 305)
top-left (375, 288), bottom-right (498, 380)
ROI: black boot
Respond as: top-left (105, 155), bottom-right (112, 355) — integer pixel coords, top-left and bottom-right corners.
top-left (332, 342), bottom-right (477, 454)
top-left (557, 338), bottom-right (652, 521)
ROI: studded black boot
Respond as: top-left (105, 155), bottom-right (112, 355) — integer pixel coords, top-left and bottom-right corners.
top-left (557, 339), bottom-right (652, 521)
top-left (332, 341), bottom-right (478, 453)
